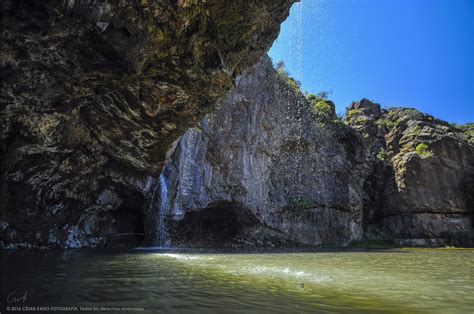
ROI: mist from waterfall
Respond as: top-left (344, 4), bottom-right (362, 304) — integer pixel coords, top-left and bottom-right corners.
top-left (276, 1), bottom-right (313, 215)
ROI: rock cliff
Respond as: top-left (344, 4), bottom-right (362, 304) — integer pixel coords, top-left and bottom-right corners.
top-left (1, 1), bottom-right (471, 249)
top-left (363, 108), bottom-right (474, 246)
top-left (162, 56), bottom-right (474, 247)
top-left (162, 56), bottom-right (367, 246)
top-left (0, 0), bottom-right (295, 248)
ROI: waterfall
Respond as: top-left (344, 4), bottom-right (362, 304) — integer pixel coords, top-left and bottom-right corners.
top-left (157, 173), bottom-right (171, 247)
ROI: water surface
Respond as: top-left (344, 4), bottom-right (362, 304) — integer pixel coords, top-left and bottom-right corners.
top-left (1, 248), bottom-right (473, 313)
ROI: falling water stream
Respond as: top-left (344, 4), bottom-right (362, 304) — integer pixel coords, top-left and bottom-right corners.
top-left (157, 173), bottom-right (170, 248)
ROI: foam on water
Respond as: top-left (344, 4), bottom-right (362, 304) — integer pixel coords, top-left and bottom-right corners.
top-left (160, 253), bottom-right (202, 261)
top-left (158, 253), bottom-right (217, 262)
top-left (245, 266), bottom-right (332, 283)
top-left (154, 252), bottom-right (332, 284)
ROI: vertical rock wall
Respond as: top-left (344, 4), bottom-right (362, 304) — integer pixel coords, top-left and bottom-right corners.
top-left (162, 56), bottom-right (368, 247)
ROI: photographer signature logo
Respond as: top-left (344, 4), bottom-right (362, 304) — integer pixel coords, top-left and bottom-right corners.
top-left (6, 290), bottom-right (28, 304)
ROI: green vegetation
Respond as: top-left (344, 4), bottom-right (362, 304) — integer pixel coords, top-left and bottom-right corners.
top-left (450, 122), bottom-right (474, 129)
top-left (465, 130), bottom-right (474, 143)
top-left (306, 90), bottom-right (332, 100)
top-left (405, 125), bottom-right (422, 138)
top-left (376, 148), bottom-right (387, 161)
top-left (354, 116), bottom-right (367, 125)
top-left (312, 100), bottom-right (334, 120)
top-left (307, 95), bottom-right (336, 122)
top-left (273, 62), bottom-right (344, 128)
top-left (346, 108), bottom-right (361, 120)
top-left (275, 60), bottom-right (301, 92)
top-left (453, 122), bottom-right (474, 143)
top-left (288, 196), bottom-right (313, 210)
top-left (375, 117), bottom-right (395, 129)
top-left (415, 143), bottom-right (433, 158)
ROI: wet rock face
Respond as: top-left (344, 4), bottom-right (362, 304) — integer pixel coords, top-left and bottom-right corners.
top-left (164, 60), bottom-right (474, 247)
top-left (0, 0), bottom-right (295, 248)
top-left (163, 56), bottom-right (366, 247)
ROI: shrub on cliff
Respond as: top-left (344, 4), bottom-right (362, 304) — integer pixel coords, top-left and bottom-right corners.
top-left (305, 93), bottom-right (336, 123)
top-left (415, 143), bottom-right (433, 158)
top-left (312, 100), bottom-right (336, 122)
top-left (274, 60), bottom-right (301, 92)
top-left (376, 148), bottom-right (387, 161)
top-left (453, 123), bottom-right (474, 143)
top-left (346, 108), bottom-right (361, 121)
top-left (306, 91), bottom-right (332, 100)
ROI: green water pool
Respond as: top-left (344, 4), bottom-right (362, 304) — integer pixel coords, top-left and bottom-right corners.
top-left (1, 248), bottom-right (473, 313)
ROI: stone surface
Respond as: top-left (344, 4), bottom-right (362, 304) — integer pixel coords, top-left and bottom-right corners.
top-left (162, 56), bottom-right (368, 247)
top-left (162, 57), bottom-right (474, 247)
top-left (374, 108), bottom-right (474, 245)
top-left (0, 0), bottom-right (295, 248)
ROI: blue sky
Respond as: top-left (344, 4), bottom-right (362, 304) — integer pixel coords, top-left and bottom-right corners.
top-left (269, 0), bottom-right (474, 124)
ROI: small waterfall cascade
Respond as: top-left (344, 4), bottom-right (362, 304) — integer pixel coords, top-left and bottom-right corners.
top-left (157, 173), bottom-right (171, 247)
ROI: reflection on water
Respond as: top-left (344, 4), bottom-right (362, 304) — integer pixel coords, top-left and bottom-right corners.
top-left (1, 249), bottom-right (473, 313)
